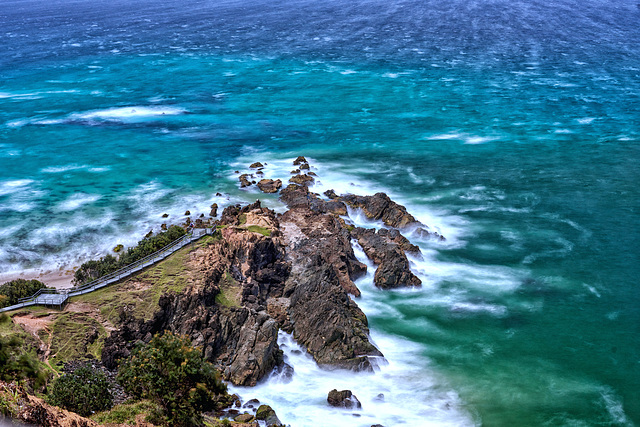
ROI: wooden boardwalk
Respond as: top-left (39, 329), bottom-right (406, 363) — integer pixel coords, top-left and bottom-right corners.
top-left (0, 228), bottom-right (213, 313)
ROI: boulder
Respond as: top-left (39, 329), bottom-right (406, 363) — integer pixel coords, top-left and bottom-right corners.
top-left (290, 169), bottom-right (300, 174)
top-left (161, 223), bottom-right (167, 231)
top-left (162, 213), bottom-right (169, 218)
top-left (256, 405), bottom-right (282, 426)
top-left (239, 174), bottom-right (252, 187)
top-left (250, 162), bottom-right (264, 168)
top-left (185, 210), bottom-right (191, 216)
top-left (235, 413), bottom-right (255, 423)
top-left (299, 163), bottom-right (310, 170)
top-left (289, 174), bottom-right (314, 186)
top-left (210, 203), bottom-right (218, 217)
top-left (293, 156), bottom-right (307, 165)
top-left (257, 179), bottom-right (283, 194)
top-left (327, 389), bottom-right (362, 409)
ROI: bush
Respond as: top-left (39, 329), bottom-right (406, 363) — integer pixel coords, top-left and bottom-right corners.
top-left (0, 279), bottom-right (48, 308)
top-left (73, 225), bottom-right (187, 285)
top-left (0, 330), bottom-right (46, 388)
top-left (48, 367), bottom-right (113, 416)
top-left (117, 332), bottom-right (227, 427)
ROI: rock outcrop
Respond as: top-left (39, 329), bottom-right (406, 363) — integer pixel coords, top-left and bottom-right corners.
top-left (257, 179), bottom-right (282, 194)
top-left (329, 192), bottom-right (419, 229)
top-left (351, 227), bottom-right (422, 289)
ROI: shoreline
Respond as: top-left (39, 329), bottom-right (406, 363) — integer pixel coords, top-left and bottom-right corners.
top-left (0, 268), bottom-right (75, 290)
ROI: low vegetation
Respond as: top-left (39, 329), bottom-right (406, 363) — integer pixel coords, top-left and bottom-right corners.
top-left (0, 279), bottom-right (48, 308)
top-left (73, 225), bottom-right (186, 285)
top-left (0, 315), bottom-right (46, 388)
top-left (48, 366), bottom-right (113, 416)
top-left (117, 332), bottom-right (227, 427)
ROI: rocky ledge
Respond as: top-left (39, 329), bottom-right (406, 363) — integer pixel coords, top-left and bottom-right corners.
top-left (102, 157), bottom-right (445, 389)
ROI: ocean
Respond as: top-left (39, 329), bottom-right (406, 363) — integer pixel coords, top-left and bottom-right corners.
top-left (1, 0), bottom-right (639, 425)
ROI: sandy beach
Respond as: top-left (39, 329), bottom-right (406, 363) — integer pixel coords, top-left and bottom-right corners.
top-left (0, 268), bottom-right (75, 290)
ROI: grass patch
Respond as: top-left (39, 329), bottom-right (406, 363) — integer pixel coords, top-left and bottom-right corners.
top-left (214, 272), bottom-right (241, 308)
top-left (49, 312), bottom-right (107, 371)
top-left (91, 399), bottom-right (160, 425)
top-left (238, 214), bottom-right (247, 226)
top-left (245, 225), bottom-right (271, 237)
top-left (74, 243), bottom-right (194, 325)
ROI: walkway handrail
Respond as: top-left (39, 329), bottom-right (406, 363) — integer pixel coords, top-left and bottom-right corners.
top-left (2, 228), bottom-right (214, 311)
top-left (17, 287), bottom-right (58, 303)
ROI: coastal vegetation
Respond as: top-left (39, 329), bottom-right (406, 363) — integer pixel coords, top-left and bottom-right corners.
top-left (0, 279), bottom-right (48, 309)
top-left (117, 332), bottom-right (227, 427)
top-left (48, 366), bottom-right (113, 416)
top-left (73, 225), bottom-right (186, 285)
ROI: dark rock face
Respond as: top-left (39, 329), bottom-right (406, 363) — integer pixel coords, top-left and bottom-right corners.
top-left (280, 207), bottom-right (381, 370)
top-left (257, 179), bottom-right (283, 194)
top-left (280, 184), bottom-right (347, 215)
top-left (337, 192), bottom-right (420, 228)
top-left (351, 227), bottom-right (422, 289)
top-left (327, 389), bottom-right (362, 409)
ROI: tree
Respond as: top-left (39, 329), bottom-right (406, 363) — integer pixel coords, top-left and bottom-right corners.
top-left (48, 367), bottom-right (113, 416)
top-left (0, 279), bottom-right (47, 308)
top-left (117, 332), bottom-right (227, 426)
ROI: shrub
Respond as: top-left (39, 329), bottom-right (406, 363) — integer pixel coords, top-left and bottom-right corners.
top-left (117, 332), bottom-right (227, 427)
top-left (0, 330), bottom-right (46, 388)
top-left (48, 367), bottom-right (112, 416)
top-left (73, 225), bottom-right (187, 285)
top-left (0, 279), bottom-right (48, 308)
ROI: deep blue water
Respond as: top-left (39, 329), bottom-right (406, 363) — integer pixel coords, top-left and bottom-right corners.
top-left (1, 0), bottom-right (639, 425)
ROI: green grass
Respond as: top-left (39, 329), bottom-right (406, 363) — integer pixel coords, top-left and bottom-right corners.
top-left (245, 225), bottom-right (271, 237)
top-left (91, 399), bottom-right (160, 425)
top-left (74, 243), bottom-right (195, 325)
top-left (49, 312), bottom-right (107, 371)
top-left (238, 214), bottom-right (247, 226)
top-left (214, 272), bottom-right (241, 308)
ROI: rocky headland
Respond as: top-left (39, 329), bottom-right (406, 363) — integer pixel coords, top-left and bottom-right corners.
top-left (3, 156), bottom-right (444, 426)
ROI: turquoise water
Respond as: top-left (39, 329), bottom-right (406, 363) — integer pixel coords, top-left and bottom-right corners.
top-left (1, 0), bottom-right (639, 425)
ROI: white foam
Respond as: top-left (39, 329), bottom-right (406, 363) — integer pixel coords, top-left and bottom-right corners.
top-left (56, 193), bottom-right (102, 212)
top-left (41, 164), bottom-right (91, 174)
top-left (68, 105), bottom-right (187, 122)
top-left (0, 179), bottom-right (34, 196)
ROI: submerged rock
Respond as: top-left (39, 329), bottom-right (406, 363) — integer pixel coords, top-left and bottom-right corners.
top-left (327, 389), bottom-right (362, 409)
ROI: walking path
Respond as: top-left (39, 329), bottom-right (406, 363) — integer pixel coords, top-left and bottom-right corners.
top-left (0, 228), bottom-right (213, 313)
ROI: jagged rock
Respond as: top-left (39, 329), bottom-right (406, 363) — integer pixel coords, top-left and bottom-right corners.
top-left (293, 156), bottom-right (307, 165)
top-left (289, 174), bottom-right (314, 186)
top-left (235, 413), bottom-right (255, 423)
top-left (256, 405), bottom-right (282, 426)
top-left (144, 230), bottom-right (153, 239)
top-left (279, 185), bottom-right (347, 216)
top-left (308, 171), bottom-right (317, 176)
top-left (257, 179), bottom-right (283, 194)
top-left (327, 389), bottom-right (362, 409)
top-left (256, 170), bottom-right (264, 176)
top-left (185, 210), bottom-right (191, 216)
top-left (280, 208), bottom-right (382, 370)
top-left (161, 223), bottom-right (167, 230)
top-left (162, 213), bottom-right (169, 218)
top-left (299, 163), bottom-right (310, 170)
top-left (216, 192), bottom-right (223, 196)
top-left (239, 174), bottom-right (252, 187)
top-left (290, 169), bottom-right (300, 174)
top-left (250, 162), bottom-right (264, 168)
top-left (210, 203), bottom-right (218, 217)
top-left (337, 192), bottom-right (420, 229)
top-left (351, 227), bottom-right (422, 289)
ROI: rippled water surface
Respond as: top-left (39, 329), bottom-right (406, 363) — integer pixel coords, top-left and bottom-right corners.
top-left (1, 0), bottom-right (639, 425)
